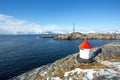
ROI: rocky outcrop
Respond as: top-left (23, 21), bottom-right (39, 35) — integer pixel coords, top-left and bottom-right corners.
top-left (11, 42), bottom-right (120, 80)
top-left (39, 35), bottom-right (55, 38)
top-left (54, 32), bottom-right (120, 40)
top-left (54, 32), bottom-right (87, 40)
top-left (94, 42), bottom-right (120, 61)
top-left (39, 34), bottom-right (59, 38)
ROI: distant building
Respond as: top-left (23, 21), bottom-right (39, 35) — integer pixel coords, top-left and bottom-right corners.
top-left (78, 38), bottom-right (93, 59)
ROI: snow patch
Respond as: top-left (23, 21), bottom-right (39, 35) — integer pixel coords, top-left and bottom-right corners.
top-left (50, 77), bottom-right (62, 80)
top-left (102, 61), bottom-right (120, 70)
top-left (64, 68), bottom-right (95, 80)
top-left (64, 68), bottom-right (118, 80)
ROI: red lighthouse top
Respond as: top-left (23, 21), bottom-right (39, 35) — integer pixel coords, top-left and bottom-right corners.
top-left (79, 38), bottom-right (92, 49)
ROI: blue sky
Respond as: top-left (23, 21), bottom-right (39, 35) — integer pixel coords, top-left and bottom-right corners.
top-left (0, 0), bottom-right (120, 34)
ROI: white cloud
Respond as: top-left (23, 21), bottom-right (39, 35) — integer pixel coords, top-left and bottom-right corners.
top-left (0, 14), bottom-right (66, 34)
top-left (1, 14), bottom-right (119, 34)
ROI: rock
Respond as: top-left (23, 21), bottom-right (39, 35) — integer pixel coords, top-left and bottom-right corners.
top-left (76, 54), bottom-right (95, 63)
top-left (94, 42), bottom-right (120, 61)
top-left (54, 32), bottom-right (120, 40)
top-left (54, 32), bottom-right (85, 40)
top-left (93, 75), bottom-right (120, 80)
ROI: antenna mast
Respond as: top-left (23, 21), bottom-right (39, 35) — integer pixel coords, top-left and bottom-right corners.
top-left (73, 22), bottom-right (75, 33)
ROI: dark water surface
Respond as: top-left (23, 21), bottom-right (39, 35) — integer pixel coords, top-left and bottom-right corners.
top-left (0, 35), bottom-right (120, 80)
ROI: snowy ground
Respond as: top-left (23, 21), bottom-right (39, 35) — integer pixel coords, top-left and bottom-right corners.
top-left (11, 60), bottom-right (120, 80)
top-left (101, 61), bottom-right (120, 70)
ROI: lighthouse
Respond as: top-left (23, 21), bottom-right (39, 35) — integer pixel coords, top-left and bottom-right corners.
top-left (79, 38), bottom-right (93, 59)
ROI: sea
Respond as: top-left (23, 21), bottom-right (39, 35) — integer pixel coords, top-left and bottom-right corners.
top-left (0, 34), bottom-right (120, 80)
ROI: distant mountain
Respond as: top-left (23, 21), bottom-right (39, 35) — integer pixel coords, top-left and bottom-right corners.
top-left (40, 31), bottom-right (67, 34)
top-left (15, 31), bottom-right (67, 35)
top-left (105, 30), bottom-right (120, 34)
top-left (14, 29), bottom-right (120, 35)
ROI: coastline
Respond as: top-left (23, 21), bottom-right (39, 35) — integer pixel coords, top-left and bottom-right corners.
top-left (11, 42), bottom-right (120, 80)
top-left (39, 32), bottom-right (120, 40)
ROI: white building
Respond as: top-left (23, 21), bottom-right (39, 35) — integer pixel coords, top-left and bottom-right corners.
top-left (79, 38), bottom-right (93, 59)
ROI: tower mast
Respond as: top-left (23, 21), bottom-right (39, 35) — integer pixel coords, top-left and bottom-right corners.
top-left (73, 22), bottom-right (75, 33)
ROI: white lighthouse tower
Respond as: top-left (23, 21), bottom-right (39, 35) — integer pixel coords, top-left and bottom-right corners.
top-left (79, 38), bottom-right (93, 59)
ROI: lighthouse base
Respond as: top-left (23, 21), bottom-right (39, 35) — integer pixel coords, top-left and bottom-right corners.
top-left (76, 54), bottom-right (95, 63)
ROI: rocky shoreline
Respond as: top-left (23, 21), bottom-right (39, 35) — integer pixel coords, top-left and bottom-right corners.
top-left (10, 42), bottom-right (120, 80)
top-left (54, 32), bottom-right (120, 40)
top-left (39, 32), bottom-right (120, 40)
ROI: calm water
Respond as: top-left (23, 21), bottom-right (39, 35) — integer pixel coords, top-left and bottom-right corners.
top-left (0, 35), bottom-right (120, 80)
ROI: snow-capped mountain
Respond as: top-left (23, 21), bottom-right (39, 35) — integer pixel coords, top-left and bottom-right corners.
top-left (15, 31), bottom-right (67, 34)
top-left (105, 30), bottom-right (120, 34)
